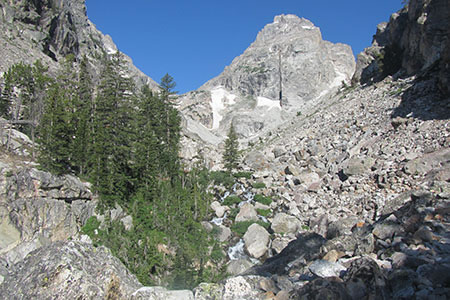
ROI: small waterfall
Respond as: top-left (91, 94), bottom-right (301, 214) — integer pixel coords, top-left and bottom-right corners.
top-left (211, 180), bottom-right (270, 262)
top-left (211, 212), bottom-right (227, 226)
top-left (227, 239), bottom-right (246, 260)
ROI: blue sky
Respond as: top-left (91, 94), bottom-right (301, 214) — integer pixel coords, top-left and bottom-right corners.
top-left (85, 1), bottom-right (403, 94)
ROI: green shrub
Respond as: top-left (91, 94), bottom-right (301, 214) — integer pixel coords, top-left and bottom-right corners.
top-left (228, 207), bottom-right (239, 220)
top-left (254, 194), bottom-right (272, 206)
top-left (210, 244), bottom-right (225, 262)
top-left (210, 171), bottom-right (234, 187)
top-left (223, 195), bottom-right (241, 206)
top-left (233, 171), bottom-right (253, 179)
top-left (231, 220), bottom-right (270, 236)
top-left (252, 182), bottom-right (266, 189)
top-left (256, 208), bottom-right (271, 217)
top-left (81, 216), bottom-right (100, 236)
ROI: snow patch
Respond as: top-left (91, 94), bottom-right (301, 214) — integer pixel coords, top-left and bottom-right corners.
top-left (301, 25), bottom-right (314, 30)
top-left (210, 87), bottom-right (236, 130)
top-left (257, 96), bottom-right (281, 110)
top-left (317, 71), bottom-right (348, 99)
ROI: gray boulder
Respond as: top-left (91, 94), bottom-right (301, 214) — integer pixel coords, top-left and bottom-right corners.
top-left (235, 203), bottom-right (258, 222)
top-left (243, 223), bottom-right (270, 259)
top-left (0, 241), bottom-right (142, 299)
top-left (309, 259), bottom-right (346, 278)
top-left (271, 212), bottom-right (301, 235)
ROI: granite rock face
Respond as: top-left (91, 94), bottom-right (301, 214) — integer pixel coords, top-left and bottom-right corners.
top-left (0, 0), bottom-right (158, 89)
top-left (178, 15), bottom-right (355, 167)
top-left (0, 163), bottom-right (96, 265)
top-left (0, 241), bottom-right (143, 299)
top-left (353, 0), bottom-right (450, 98)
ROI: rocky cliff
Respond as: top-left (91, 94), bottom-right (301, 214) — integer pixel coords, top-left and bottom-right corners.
top-left (178, 14), bottom-right (355, 168)
top-left (353, 0), bottom-right (449, 98)
top-left (0, 0), bottom-right (158, 89)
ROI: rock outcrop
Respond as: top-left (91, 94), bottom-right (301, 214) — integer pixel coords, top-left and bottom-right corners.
top-left (353, 0), bottom-right (450, 98)
top-left (0, 162), bottom-right (96, 266)
top-left (0, 0), bottom-right (158, 89)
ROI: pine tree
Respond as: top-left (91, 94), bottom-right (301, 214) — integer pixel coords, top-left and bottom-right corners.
top-left (71, 55), bottom-right (93, 176)
top-left (223, 124), bottom-right (240, 172)
top-left (37, 83), bottom-right (72, 174)
top-left (158, 73), bottom-right (180, 178)
top-left (90, 52), bottom-right (136, 207)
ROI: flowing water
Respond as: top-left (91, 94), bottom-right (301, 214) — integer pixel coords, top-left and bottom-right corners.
top-left (210, 182), bottom-right (270, 262)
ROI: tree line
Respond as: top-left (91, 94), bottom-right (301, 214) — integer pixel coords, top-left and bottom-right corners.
top-left (0, 53), bottom-right (225, 288)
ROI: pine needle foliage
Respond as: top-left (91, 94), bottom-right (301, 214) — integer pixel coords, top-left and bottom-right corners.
top-left (223, 124), bottom-right (240, 172)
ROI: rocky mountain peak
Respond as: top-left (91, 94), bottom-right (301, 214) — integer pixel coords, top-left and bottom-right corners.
top-left (254, 14), bottom-right (320, 45)
top-left (178, 14), bottom-right (355, 165)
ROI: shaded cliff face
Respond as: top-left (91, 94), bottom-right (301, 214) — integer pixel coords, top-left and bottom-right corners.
top-left (0, 0), bottom-right (158, 89)
top-left (353, 0), bottom-right (450, 97)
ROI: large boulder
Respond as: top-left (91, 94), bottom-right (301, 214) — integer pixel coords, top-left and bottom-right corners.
top-left (271, 212), bottom-right (301, 235)
top-left (0, 167), bottom-right (96, 265)
top-left (0, 241), bottom-right (142, 299)
top-left (243, 223), bottom-right (270, 259)
top-left (235, 203), bottom-right (258, 222)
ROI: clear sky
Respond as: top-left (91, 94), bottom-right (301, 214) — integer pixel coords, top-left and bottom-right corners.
top-left (85, 0), bottom-right (404, 94)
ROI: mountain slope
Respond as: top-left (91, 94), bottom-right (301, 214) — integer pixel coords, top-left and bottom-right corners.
top-left (0, 0), bottom-right (158, 89)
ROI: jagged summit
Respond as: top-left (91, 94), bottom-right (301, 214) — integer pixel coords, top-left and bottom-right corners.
top-left (255, 14), bottom-right (320, 45)
top-left (199, 14), bottom-right (355, 104)
top-left (178, 14), bottom-right (355, 165)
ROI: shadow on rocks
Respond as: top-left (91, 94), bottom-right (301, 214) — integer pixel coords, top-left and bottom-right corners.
top-left (391, 73), bottom-right (450, 121)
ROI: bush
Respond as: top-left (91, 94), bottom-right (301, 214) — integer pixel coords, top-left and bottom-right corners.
top-left (256, 208), bottom-right (271, 217)
top-left (254, 194), bottom-right (272, 206)
top-left (223, 195), bottom-right (241, 206)
top-left (228, 207), bottom-right (239, 220)
top-left (209, 171), bottom-right (234, 187)
top-left (252, 182), bottom-right (266, 189)
top-left (81, 216), bottom-right (100, 236)
top-left (233, 171), bottom-right (253, 179)
top-left (231, 220), bottom-right (270, 236)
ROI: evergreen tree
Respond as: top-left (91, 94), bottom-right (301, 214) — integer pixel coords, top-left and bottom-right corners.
top-left (158, 73), bottom-right (180, 178)
top-left (223, 124), bottom-right (240, 172)
top-left (90, 52), bottom-right (136, 207)
top-left (72, 55), bottom-right (93, 176)
top-left (37, 83), bottom-right (73, 174)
